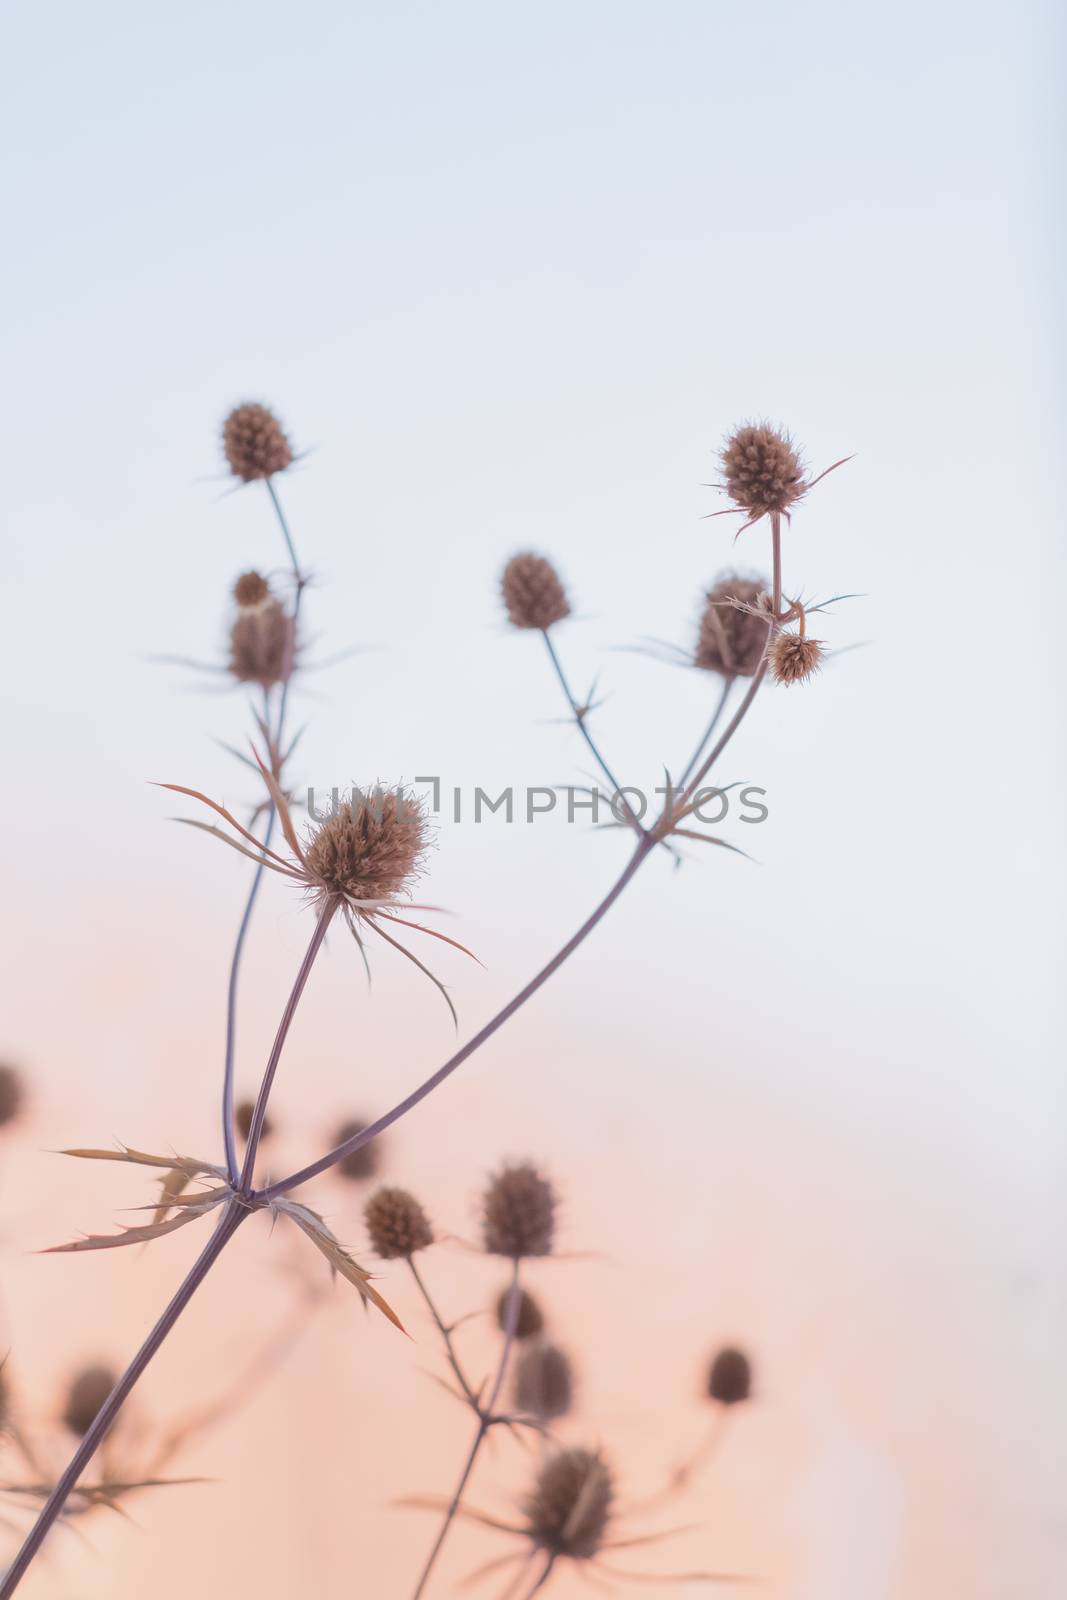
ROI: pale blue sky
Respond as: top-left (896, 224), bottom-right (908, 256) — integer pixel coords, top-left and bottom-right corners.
top-left (1, 3), bottom-right (1063, 1595)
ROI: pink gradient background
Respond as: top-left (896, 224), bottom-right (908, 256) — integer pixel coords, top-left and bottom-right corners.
top-left (1, 0), bottom-right (1063, 1594)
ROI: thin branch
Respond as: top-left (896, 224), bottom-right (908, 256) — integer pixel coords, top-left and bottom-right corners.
top-left (541, 631), bottom-right (645, 838)
top-left (407, 1258), bottom-right (480, 1409)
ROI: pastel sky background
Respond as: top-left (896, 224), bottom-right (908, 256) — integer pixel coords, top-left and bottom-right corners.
top-left (0, 1), bottom-right (1063, 1596)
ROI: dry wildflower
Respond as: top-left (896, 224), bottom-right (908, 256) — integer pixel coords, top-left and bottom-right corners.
top-left (714, 421), bottom-right (850, 534)
top-left (706, 1345), bottom-right (752, 1406)
top-left (501, 553), bottom-right (571, 631)
top-left (235, 1099), bottom-right (272, 1142)
top-left (524, 1447), bottom-right (614, 1561)
top-left (63, 1365), bottom-right (117, 1437)
top-left (695, 573), bottom-right (772, 676)
top-left (334, 1119), bottom-right (380, 1182)
top-left (515, 1339), bottom-right (574, 1422)
top-left (770, 631), bottom-right (823, 686)
top-left (222, 402), bottom-right (293, 482)
top-left (364, 1186), bottom-right (433, 1259)
top-left (495, 1284), bottom-right (544, 1339)
top-left (232, 569), bottom-right (272, 609)
top-left (0, 1062), bottom-right (24, 1128)
top-left (162, 763), bottom-right (475, 1021)
top-left (483, 1162), bottom-right (556, 1259)
top-left (228, 597), bottom-right (294, 688)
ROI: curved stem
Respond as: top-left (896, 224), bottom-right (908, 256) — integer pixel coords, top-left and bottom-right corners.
top-left (677, 675), bottom-right (734, 792)
top-left (0, 1203), bottom-right (246, 1597)
top-left (407, 1259), bottom-right (479, 1409)
top-left (221, 475), bottom-right (307, 1183)
top-left (541, 631), bottom-right (644, 836)
top-left (238, 898), bottom-right (337, 1194)
top-left (410, 1264), bottom-right (522, 1599)
top-left (521, 1555), bottom-right (556, 1597)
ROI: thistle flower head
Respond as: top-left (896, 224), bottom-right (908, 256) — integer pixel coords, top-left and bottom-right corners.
top-left (62, 1365), bottom-right (117, 1436)
top-left (515, 1339), bottom-right (573, 1421)
top-left (501, 553), bottom-right (571, 631)
top-left (523, 1447), bottom-right (614, 1561)
top-left (222, 402), bottom-right (293, 482)
top-left (483, 1162), bottom-right (557, 1259)
top-left (232, 569), bottom-right (272, 609)
top-left (770, 632), bottom-right (824, 686)
top-left (720, 423), bottom-right (806, 521)
top-left (706, 1345), bottom-right (752, 1405)
top-left (364, 1185), bottom-right (433, 1258)
top-left (496, 1284), bottom-right (544, 1339)
top-left (163, 762), bottom-right (476, 1023)
top-left (305, 789), bottom-right (429, 906)
top-left (334, 1119), bottom-right (380, 1181)
top-left (0, 1063), bottom-right (24, 1128)
top-left (228, 597), bottom-right (295, 688)
top-left (695, 573), bottom-right (772, 677)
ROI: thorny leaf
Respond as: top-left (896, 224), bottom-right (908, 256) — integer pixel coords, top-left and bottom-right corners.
top-left (271, 1199), bottom-right (407, 1334)
top-left (44, 1188), bottom-right (229, 1255)
top-left (60, 1146), bottom-right (226, 1181)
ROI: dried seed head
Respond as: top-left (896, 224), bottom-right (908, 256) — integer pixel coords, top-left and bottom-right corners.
top-left (62, 1365), bottom-right (117, 1436)
top-left (228, 597), bottom-right (294, 688)
top-left (770, 632), bottom-right (824, 686)
top-left (235, 1098), bottom-right (272, 1141)
top-left (232, 569), bottom-right (272, 609)
top-left (720, 423), bottom-right (806, 520)
top-left (495, 1285), bottom-right (545, 1340)
top-left (524, 1447), bottom-right (613, 1561)
top-left (333, 1118), bottom-right (381, 1182)
top-left (305, 789), bottom-right (429, 907)
top-left (0, 1063), bottom-right (24, 1128)
top-left (222, 402), bottom-right (293, 482)
top-left (364, 1185), bottom-right (433, 1259)
top-left (501, 553), bottom-right (571, 631)
top-left (706, 1345), bottom-right (752, 1405)
top-left (482, 1162), bottom-right (557, 1259)
top-left (695, 573), bottom-right (772, 677)
top-left (515, 1339), bottom-right (574, 1421)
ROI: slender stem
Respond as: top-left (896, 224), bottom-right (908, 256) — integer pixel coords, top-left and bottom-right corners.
top-left (540, 631), bottom-right (644, 835)
top-left (520, 1555), bottom-right (556, 1597)
top-left (407, 1258), bottom-right (479, 1409)
top-left (677, 675), bottom-right (734, 791)
top-left (221, 475), bottom-right (307, 1183)
top-left (258, 838), bottom-right (654, 1200)
top-left (0, 1203), bottom-right (246, 1597)
top-left (410, 1264), bottom-right (522, 1599)
top-left (238, 898), bottom-right (337, 1194)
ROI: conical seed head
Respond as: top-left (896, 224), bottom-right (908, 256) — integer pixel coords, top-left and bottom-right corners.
top-left (770, 633), bottom-right (823, 685)
top-left (232, 569), bottom-right (272, 609)
top-left (720, 423), bottom-right (806, 518)
top-left (305, 789), bottom-right (429, 905)
top-left (222, 403), bottom-right (293, 482)
top-left (482, 1162), bottom-right (557, 1258)
top-left (496, 1284), bottom-right (545, 1339)
top-left (515, 1339), bottom-right (573, 1421)
top-left (334, 1118), bottom-right (382, 1182)
top-left (695, 573), bottom-right (771, 676)
top-left (706, 1345), bottom-right (752, 1405)
top-left (364, 1185), bottom-right (434, 1258)
top-left (501, 553), bottom-right (571, 630)
top-left (524, 1448), bottom-right (614, 1560)
top-left (228, 598), bottom-right (294, 688)
top-left (62, 1365), bottom-right (118, 1436)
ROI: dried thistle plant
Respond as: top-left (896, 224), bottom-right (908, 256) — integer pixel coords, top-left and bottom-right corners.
top-left (0, 407), bottom-right (851, 1597)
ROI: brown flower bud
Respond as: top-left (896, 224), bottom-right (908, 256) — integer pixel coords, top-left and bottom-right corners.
top-left (515, 1339), bottom-right (573, 1421)
top-left (306, 789), bottom-right (428, 906)
top-left (706, 1345), bottom-right (752, 1405)
top-left (695, 574), bottom-right (772, 676)
top-left (0, 1063), bottom-right (24, 1128)
top-left (495, 1285), bottom-right (544, 1340)
top-left (770, 632), bottom-right (823, 685)
top-left (235, 1098), bottom-right (272, 1142)
top-left (483, 1162), bottom-right (556, 1259)
top-left (364, 1186), bottom-right (433, 1259)
top-left (222, 403), bottom-right (293, 482)
top-left (501, 553), bottom-right (571, 631)
top-left (720, 423), bottom-right (806, 520)
top-left (228, 597), bottom-right (294, 688)
top-left (333, 1118), bottom-right (381, 1182)
top-left (232, 569), bottom-right (272, 609)
top-left (524, 1448), bottom-right (613, 1561)
top-left (62, 1365), bottom-right (117, 1436)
